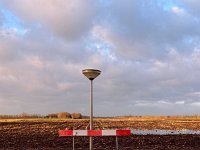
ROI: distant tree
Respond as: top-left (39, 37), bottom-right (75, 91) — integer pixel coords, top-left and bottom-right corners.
top-left (48, 113), bottom-right (57, 118)
top-left (71, 113), bottom-right (82, 119)
top-left (57, 112), bottom-right (71, 118)
top-left (20, 112), bottom-right (29, 118)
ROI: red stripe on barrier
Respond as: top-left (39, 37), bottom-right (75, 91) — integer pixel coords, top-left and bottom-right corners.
top-left (116, 130), bottom-right (131, 136)
top-left (59, 130), bottom-right (73, 136)
top-left (88, 130), bottom-right (102, 136)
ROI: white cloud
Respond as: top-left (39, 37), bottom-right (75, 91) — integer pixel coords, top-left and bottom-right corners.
top-left (158, 100), bottom-right (171, 104)
top-left (171, 6), bottom-right (185, 15)
top-left (175, 101), bottom-right (185, 104)
top-left (190, 102), bottom-right (200, 106)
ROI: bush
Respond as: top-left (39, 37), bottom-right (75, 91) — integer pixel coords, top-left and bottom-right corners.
top-left (48, 113), bottom-right (57, 118)
top-left (57, 112), bottom-right (71, 118)
top-left (71, 113), bottom-right (82, 119)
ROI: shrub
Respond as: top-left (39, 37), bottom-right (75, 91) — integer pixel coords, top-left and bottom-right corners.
top-left (48, 113), bottom-right (57, 118)
top-left (71, 113), bottom-right (82, 119)
top-left (57, 112), bottom-right (71, 118)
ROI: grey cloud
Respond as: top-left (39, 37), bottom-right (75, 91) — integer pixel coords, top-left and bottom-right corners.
top-left (95, 0), bottom-right (200, 60)
top-left (182, 0), bottom-right (200, 16)
top-left (1, 0), bottom-right (99, 40)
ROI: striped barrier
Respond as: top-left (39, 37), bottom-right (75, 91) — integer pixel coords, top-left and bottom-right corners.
top-left (59, 129), bottom-right (131, 137)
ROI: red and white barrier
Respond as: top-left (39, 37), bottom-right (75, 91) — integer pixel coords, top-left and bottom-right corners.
top-left (59, 129), bottom-right (131, 137)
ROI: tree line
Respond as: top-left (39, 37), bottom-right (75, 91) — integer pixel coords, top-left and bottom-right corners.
top-left (0, 112), bottom-right (83, 119)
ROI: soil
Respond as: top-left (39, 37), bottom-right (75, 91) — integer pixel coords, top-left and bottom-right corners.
top-left (0, 119), bottom-right (200, 149)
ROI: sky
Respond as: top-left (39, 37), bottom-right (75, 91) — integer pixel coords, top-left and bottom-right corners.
top-left (0, 0), bottom-right (200, 116)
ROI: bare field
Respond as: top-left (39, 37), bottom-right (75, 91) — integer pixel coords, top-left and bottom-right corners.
top-left (0, 117), bottom-right (200, 149)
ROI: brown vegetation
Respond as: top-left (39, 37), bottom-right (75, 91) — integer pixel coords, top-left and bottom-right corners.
top-left (0, 113), bottom-right (42, 119)
top-left (71, 113), bottom-right (82, 119)
top-left (57, 112), bottom-right (71, 118)
top-left (48, 113), bottom-right (57, 118)
top-left (0, 112), bottom-right (83, 119)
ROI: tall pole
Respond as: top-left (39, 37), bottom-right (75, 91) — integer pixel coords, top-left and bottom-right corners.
top-left (90, 79), bottom-right (93, 150)
top-left (82, 69), bottom-right (101, 150)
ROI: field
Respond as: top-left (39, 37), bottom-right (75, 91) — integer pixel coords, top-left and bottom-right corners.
top-left (0, 116), bottom-right (200, 149)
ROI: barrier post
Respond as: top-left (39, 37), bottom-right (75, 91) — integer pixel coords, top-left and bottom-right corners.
top-left (116, 136), bottom-right (119, 150)
top-left (73, 136), bottom-right (75, 150)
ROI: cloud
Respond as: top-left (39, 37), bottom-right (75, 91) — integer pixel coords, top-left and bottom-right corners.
top-left (182, 0), bottom-right (200, 15)
top-left (94, 0), bottom-right (200, 60)
top-left (171, 6), bottom-right (185, 15)
top-left (1, 0), bottom-right (99, 40)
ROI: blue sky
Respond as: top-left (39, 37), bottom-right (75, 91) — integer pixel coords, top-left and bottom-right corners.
top-left (1, 7), bottom-right (26, 35)
top-left (0, 0), bottom-right (200, 116)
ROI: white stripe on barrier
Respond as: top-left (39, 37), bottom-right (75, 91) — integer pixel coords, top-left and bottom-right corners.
top-left (102, 130), bottom-right (116, 136)
top-left (73, 130), bottom-right (87, 136)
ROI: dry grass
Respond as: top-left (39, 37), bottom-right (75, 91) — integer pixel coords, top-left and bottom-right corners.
top-left (115, 115), bottom-right (200, 121)
top-left (0, 116), bottom-right (200, 130)
top-left (1, 115), bottom-right (200, 122)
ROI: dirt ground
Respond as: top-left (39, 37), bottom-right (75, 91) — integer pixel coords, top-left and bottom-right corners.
top-left (0, 118), bottom-right (200, 149)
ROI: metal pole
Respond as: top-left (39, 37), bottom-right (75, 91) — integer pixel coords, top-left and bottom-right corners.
top-left (90, 79), bottom-right (93, 150)
top-left (116, 136), bottom-right (119, 150)
top-left (73, 136), bottom-right (75, 150)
